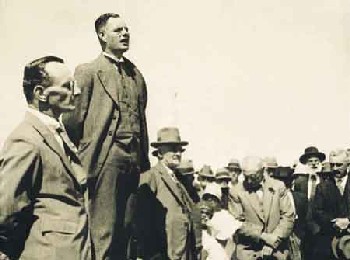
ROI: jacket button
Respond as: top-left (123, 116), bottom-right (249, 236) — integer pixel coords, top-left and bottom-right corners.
top-left (108, 131), bottom-right (113, 136)
top-left (112, 114), bottom-right (117, 120)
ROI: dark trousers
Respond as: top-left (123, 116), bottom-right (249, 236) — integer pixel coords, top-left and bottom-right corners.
top-left (89, 144), bottom-right (140, 260)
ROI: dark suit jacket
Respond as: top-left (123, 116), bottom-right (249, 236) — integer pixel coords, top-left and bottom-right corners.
top-left (64, 54), bottom-right (150, 177)
top-left (313, 176), bottom-right (350, 235)
top-left (137, 163), bottom-right (196, 260)
top-left (0, 112), bottom-right (90, 259)
top-left (292, 191), bottom-right (308, 240)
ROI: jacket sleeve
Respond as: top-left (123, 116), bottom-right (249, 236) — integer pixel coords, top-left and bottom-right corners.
top-left (63, 64), bottom-right (93, 146)
top-left (261, 185), bottom-right (295, 249)
top-left (138, 75), bottom-right (150, 172)
top-left (0, 139), bottom-right (41, 258)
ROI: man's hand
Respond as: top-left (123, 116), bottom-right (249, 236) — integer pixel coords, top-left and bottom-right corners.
top-left (237, 222), bottom-right (262, 241)
top-left (261, 232), bottom-right (279, 249)
top-left (0, 251), bottom-right (10, 260)
top-left (262, 245), bottom-right (274, 256)
top-left (332, 218), bottom-right (350, 230)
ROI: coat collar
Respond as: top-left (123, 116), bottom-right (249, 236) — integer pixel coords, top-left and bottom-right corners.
top-left (241, 177), bottom-right (276, 223)
top-left (24, 112), bottom-right (82, 186)
top-left (154, 162), bottom-right (191, 210)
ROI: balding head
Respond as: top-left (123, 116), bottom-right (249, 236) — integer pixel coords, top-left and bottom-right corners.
top-left (329, 149), bottom-right (348, 178)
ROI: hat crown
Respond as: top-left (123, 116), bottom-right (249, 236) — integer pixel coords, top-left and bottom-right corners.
top-left (199, 165), bottom-right (214, 177)
top-left (215, 168), bottom-right (231, 179)
top-left (158, 127), bottom-right (180, 141)
top-left (273, 166), bottom-right (294, 179)
top-left (151, 127), bottom-right (188, 147)
top-left (304, 146), bottom-right (320, 154)
top-left (227, 158), bottom-right (241, 169)
top-left (203, 183), bottom-right (222, 200)
top-left (176, 159), bottom-right (194, 175)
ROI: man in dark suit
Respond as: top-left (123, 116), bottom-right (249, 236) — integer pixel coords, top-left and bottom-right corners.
top-left (0, 56), bottom-right (90, 259)
top-left (136, 127), bottom-right (197, 260)
top-left (313, 150), bottom-right (350, 259)
top-left (63, 13), bottom-right (150, 259)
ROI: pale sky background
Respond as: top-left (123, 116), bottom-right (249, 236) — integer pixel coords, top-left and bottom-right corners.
top-left (0, 0), bottom-right (350, 169)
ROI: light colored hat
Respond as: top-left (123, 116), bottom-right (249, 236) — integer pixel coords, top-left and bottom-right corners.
top-left (227, 158), bottom-right (241, 170)
top-left (329, 149), bottom-right (348, 164)
top-left (176, 159), bottom-right (195, 175)
top-left (332, 234), bottom-right (350, 259)
top-left (215, 168), bottom-right (231, 180)
top-left (198, 165), bottom-right (215, 178)
top-left (151, 127), bottom-right (188, 147)
top-left (202, 183), bottom-right (222, 201)
top-left (262, 156), bottom-right (278, 168)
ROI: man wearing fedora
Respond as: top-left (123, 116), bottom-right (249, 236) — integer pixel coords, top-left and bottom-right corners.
top-left (229, 156), bottom-right (294, 260)
top-left (136, 127), bottom-right (197, 260)
top-left (226, 158), bottom-right (243, 185)
top-left (313, 150), bottom-right (350, 259)
top-left (197, 165), bottom-right (216, 197)
top-left (215, 168), bottom-right (232, 210)
top-left (294, 146), bottom-right (326, 259)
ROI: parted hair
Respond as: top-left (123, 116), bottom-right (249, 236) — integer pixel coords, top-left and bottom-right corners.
top-left (22, 56), bottom-right (64, 103)
top-left (95, 13), bottom-right (120, 49)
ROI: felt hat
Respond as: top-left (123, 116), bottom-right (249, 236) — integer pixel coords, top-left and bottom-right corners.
top-left (198, 165), bottom-right (215, 178)
top-left (332, 234), bottom-right (350, 259)
top-left (271, 167), bottom-right (294, 180)
top-left (226, 158), bottom-right (241, 171)
top-left (215, 168), bottom-right (231, 180)
top-left (299, 146), bottom-right (326, 164)
top-left (151, 127), bottom-right (188, 147)
top-left (263, 156), bottom-right (278, 168)
top-left (202, 183), bottom-right (222, 201)
top-left (176, 159), bottom-right (195, 175)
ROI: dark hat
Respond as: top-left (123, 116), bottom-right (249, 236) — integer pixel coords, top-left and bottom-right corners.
top-left (332, 234), bottom-right (350, 259)
top-left (151, 127), bottom-right (188, 148)
top-left (226, 158), bottom-right (242, 171)
top-left (272, 167), bottom-right (295, 180)
top-left (198, 165), bottom-right (215, 178)
top-left (215, 168), bottom-right (231, 180)
top-left (176, 159), bottom-right (195, 175)
top-left (299, 146), bottom-right (326, 164)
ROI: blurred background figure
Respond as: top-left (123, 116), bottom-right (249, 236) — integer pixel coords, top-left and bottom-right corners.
top-left (313, 150), bottom-right (350, 260)
top-left (215, 168), bottom-right (232, 210)
top-left (262, 156), bottom-right (278, 177)
top-left (176, 159), bottom-right (200, 203)
top-left (272, 167), bottom-right (308, 260)
top-left (198, 165), bottom-right (216, 197)
top-left (294, 146), bottom-right (326, 259)
top-left (226, 158), bottom-right (243, 185)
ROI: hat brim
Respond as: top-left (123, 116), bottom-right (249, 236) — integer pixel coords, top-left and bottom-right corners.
top-left (299, 152), bottom-right (326, 164)
top-left (216, 176), bottom-right (232, 180)
top-left (152, 148), bottom-right (186, 156)
top-left (151, 141), bottom-right (189, 148)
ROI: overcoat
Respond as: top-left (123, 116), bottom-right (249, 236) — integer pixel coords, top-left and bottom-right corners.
top-left (137, 162), bottom-right (197, 260)
top-left (0, 112), bottom-right (90, 259)
top-left (229, 177), bottom-right (294, 260)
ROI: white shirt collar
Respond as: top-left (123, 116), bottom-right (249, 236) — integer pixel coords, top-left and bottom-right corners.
top-left (27, 107), bottom-right (61, 132)
top-left (103, 52), bottom-right (124, 63)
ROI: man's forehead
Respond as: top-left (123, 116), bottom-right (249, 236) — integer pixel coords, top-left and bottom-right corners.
top-left (241, 156), bottom-right (263, 172)
top-left (45, 62), bottom-right (73, 83)
top-left (330, 150), bottom-right (348, 163)
top-left (105, 17), bottom-right (127, 29)
top-left (307, 156), bottom-right (320, 162)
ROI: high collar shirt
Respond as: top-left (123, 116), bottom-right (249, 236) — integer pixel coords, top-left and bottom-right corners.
top-left (27, 107), bottom-right (64, 150)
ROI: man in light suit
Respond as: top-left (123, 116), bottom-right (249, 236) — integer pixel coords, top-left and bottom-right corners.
top-left (229, 156), bottom-right (294, 260)
top-left (63, 13), bottom-right (150, 259)
top-left (0, 56), bottom-right (90, 259)
top-left (136, 127), bottom-right (197, 260)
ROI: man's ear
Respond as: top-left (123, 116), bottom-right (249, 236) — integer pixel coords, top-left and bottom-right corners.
top-left (98, 30), bottom-right (106, 44)
top-left (33, 85), bottom-right (47, 102)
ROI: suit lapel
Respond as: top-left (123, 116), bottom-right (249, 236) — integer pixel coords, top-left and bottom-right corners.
top-left (242, 189), bottom-right (264, 222)
top-left (96, 54), bottom-right (120, 103)
top-left (262, 178), bottom-right (275, 223)
top-left (156, 163), bottom-right (188, 208)
top-left (25, 112), bottom-right (79, 183)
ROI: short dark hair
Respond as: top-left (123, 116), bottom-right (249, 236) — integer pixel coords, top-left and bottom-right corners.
top-left (94, 13), bottom-right (120, 49)
top-left (23, 56), bottom-right (64, 103)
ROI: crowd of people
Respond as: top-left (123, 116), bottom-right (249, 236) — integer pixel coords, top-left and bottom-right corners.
top-left (0, 11), bottom-right (349, 260)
